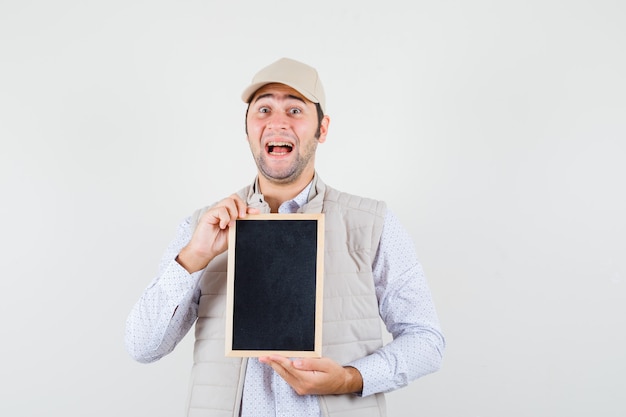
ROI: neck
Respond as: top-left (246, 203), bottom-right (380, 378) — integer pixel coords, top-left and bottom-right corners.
top-left (257, 172), bottom-right (314, 213)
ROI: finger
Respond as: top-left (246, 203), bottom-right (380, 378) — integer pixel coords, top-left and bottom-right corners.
top-left (211, 196), bottom-right (245, 228)
top-left (259, 355), bottom-right (291, 368)
top-left (260, 356), bottom-right (301, 378)
top-left (230, 194), bottom-right (250, 218)
top-left (247, 206), bottom-right (261, 215)
top-left (207, 205), bottom-right (237, 230)
top-left (293, 358), bottom-right (327, 373)
top-left (258, 357), bottom-right (291, 382)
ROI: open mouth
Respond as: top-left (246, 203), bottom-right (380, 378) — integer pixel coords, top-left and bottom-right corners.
top-left (266, 141), bottom-right (293, 155)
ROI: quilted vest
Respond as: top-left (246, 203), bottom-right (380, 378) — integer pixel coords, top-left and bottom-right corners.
top-left (185, 175), bottom-right (387, 417)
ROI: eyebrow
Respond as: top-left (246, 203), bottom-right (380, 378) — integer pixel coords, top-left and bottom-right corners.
top-left (253, 93), bottom-right (306, 105)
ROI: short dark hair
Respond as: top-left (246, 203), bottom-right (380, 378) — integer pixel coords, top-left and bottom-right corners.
top-left (245, 102), bottom-right (324, 138)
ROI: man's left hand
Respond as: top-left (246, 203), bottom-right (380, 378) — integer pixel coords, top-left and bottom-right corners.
top-left (258, 355), bottom-right (363, 396)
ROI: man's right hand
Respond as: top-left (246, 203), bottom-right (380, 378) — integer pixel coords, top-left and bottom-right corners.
top-left (176, 194), bottom-right (259, 273)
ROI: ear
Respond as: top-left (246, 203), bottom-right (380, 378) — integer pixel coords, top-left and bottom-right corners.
top-left (317, 115), bottom-right (330, 144)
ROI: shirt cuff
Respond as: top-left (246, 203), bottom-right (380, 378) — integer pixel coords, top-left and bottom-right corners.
top-left (346, 353), bottom-right (393, 397)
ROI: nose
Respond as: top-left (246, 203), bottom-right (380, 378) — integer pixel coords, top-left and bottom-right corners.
top-left (266, 112), bottom-right (289, 130)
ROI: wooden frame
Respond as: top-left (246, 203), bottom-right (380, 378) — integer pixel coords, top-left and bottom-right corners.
top-left (225, 213), bottom-right (325, 357)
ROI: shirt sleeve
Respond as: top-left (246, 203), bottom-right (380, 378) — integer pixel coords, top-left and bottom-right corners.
top-left (347, 209), bottom-right (446, 396)
top-left (124, 216), bottom-right (203, 363)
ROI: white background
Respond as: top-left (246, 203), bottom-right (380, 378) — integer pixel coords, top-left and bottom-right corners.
top-left (1, 1), bottom-right (624, 416)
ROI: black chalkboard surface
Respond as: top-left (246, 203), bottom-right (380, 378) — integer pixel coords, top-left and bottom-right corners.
top-left (225, 213), bottom-right (324, 357)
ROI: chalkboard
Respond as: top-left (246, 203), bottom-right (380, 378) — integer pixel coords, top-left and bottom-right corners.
top-left (225, 213), bottom-right (324, 357)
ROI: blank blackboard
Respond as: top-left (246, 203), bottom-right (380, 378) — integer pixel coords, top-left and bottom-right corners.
top-left (225, 213), bottom-right (324, 357)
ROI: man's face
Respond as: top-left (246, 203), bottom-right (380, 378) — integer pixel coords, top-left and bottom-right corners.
top-left (246, 83), bottom-right (329, 185)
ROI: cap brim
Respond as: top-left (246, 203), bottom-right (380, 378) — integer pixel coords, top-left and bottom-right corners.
top-left (241, 81), bottom-right (320, 106)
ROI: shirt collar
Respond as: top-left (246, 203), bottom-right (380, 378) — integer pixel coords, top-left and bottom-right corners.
top-left (278, 181), bottom-right (313, 213)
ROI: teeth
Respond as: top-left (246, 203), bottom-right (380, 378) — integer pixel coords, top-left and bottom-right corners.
top-left (268, 141), bottom-right (293, 148)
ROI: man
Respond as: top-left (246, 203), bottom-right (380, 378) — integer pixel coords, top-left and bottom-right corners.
top-left (125, 57), bottom-right (445, 417)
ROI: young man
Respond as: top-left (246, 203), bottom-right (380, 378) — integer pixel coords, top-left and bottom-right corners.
top-left (125, 57), bottom-right (445, 417)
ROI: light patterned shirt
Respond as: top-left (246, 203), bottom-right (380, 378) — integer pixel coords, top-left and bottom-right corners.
top-left (125, 183), bottom-right (445, 417)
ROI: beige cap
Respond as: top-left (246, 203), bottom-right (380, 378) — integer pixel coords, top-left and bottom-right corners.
top-left (241, 57), bottom-right (326, 113)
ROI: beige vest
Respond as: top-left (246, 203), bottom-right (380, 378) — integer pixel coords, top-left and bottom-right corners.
top-left (185, 175), bottom-right (387, 417)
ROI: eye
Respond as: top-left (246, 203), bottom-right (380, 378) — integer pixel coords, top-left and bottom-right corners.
top-left (259, 106), bottom-right (270, 113)
top-left (288, 107), bottom-right (302, 115)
